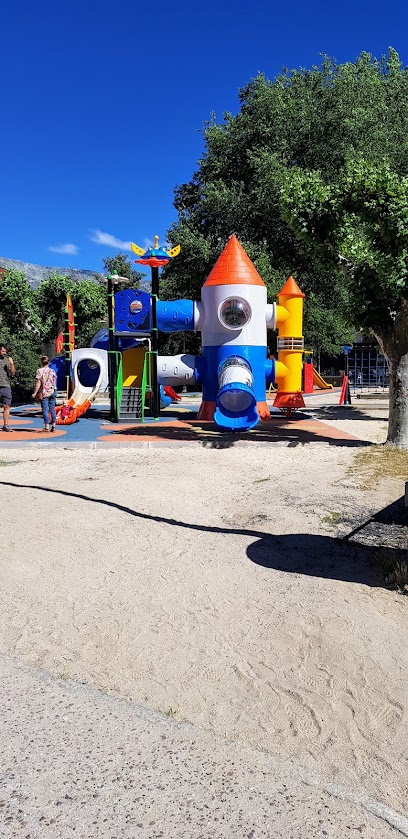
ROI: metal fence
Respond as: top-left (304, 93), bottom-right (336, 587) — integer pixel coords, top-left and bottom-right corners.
top-left (347, 347), bottom-right (389, 392)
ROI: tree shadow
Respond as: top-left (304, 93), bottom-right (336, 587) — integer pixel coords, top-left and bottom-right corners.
top-left (102, 414), bottom-right (369, 448)
top-left (341, 495), bottom-right (407, 551)
top-left (246, 532), bottom-right (406, 587)
top-left (1, 480), bottom-right (405, 590)
top-left (311, 405), bottom-right (388, 423)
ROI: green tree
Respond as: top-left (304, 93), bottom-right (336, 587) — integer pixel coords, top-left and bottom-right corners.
top-left (0, 326), bottom-right (40, 393)
top-left (162, 68), bottom-right (355, 357)
top-left (274, 47), bottom-right (408, 446)
top-left (0, 270), bottom-right (40, 335)
top-left (0, 270), bottom-right (41, 395)
top-left (283, 158), bottom-right (408, 447)
top-left (33, 273), bottom-right (73, 344)
top-left (165, 48), bottom-right (408, 444)
top-left (71, 281), bottom-right (108, 346)
top-left (34, 273), bottom-right (108, 348)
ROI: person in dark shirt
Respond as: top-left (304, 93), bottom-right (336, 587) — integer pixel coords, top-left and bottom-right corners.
top-left (0, 344), bottom-right (16, 432)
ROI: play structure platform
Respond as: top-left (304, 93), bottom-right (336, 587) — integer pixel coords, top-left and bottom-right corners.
top-left (0, 391), bottom-right (365, 448)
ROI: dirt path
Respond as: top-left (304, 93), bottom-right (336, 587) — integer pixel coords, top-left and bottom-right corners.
top-left (0, 441), bottom-right (406, 821)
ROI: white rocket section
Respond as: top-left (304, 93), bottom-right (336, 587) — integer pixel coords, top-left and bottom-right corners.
top-left (71, 348), bottom-right (109, 393)
top-left (265, 303), bottom-right (277, 330)
top-left (201, 284), bottom-right (267, 347)
top-left (194, 301), bottom-right (205, 331)
top-left (157, 354), bottom-right (196, 386)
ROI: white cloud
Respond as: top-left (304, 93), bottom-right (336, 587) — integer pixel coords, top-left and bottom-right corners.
top-left (49, 243), bottom-right (79, 255)
top-left (90, 229), bottom-right (132, 251)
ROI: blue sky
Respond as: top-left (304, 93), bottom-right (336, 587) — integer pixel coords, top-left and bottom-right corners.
top-left (1, 0), bottom-right (407, 272)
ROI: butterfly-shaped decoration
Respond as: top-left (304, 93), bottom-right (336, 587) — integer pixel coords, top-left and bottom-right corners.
top-left (131, 235), bottom-right (180, 266)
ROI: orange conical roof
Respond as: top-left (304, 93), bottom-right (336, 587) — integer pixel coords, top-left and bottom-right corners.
top-left (278, 275), bottom-right (305, 298)
top-left (203, 235), bottom-right (266, 287)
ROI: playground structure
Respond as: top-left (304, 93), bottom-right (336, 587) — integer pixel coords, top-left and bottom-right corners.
top-left (50, 235), bottom-right (336, 431)
top-left (113, 235), bottom-right (307, 429)
top-left (347, 345), bottom-right (389, 392)
top-left (312, 369), bottom-right (333, 390)
top-left (55, 348), bottom-right (109, 425)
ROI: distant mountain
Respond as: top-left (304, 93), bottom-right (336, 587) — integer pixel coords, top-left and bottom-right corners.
top-left (0, 256), bottom-right (151, 292)
top-left (0, 256), bottom-right (102, 288)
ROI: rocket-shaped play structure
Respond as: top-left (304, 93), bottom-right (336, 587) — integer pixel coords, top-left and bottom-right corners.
top-left (155, 235), bottom-right (306, 430)
top-left (49, 236), bottom-right (307, 430)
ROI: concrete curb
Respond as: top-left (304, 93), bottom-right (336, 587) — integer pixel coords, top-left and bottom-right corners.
top-left (1, 652), bottom-right (404, 839)
top-left (0, 439), bottom-right (356, 451)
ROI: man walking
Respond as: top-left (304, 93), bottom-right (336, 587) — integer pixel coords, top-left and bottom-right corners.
top-left (0, 344), bottom-right (15, 432)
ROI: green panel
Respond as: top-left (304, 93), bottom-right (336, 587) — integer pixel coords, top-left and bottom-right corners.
top-left (141, 353), bottom-right (150, 422)
top-left (114, 353), bottom-right (123, 421)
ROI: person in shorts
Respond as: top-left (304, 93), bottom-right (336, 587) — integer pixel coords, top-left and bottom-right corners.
top-left (0, 344), bottom-right (15, 432)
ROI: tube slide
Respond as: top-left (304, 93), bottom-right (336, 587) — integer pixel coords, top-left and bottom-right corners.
top-left (214, 356), bottom-right (258, 431)
top-left (159, 386), bottom-right (172, 409)
top-left (56, 348), bottom-right (109, 425)
top-left (312, 370), bottom-right (334, 390)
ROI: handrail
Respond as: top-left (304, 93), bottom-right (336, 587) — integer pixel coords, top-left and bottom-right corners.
top-left (145, 350), bottom-right (154, 390)
top-left (143, 350), bottom-right (158, 420)
top-left (110, 351), bottom-right (122, 420)
top-left (140, 354), bottom-right (148, 422)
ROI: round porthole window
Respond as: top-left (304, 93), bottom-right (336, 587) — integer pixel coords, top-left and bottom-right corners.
top-left (219, 297), bottom-right (251, 329)
top-left (130, 300), bottom-right (143, 313)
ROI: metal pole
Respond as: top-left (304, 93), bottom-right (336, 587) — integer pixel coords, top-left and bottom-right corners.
top-left (107, 274), bottom-right (116, 421)
top-left (346, 350), bottom-right (352, 404)
top-left (343, 348), bottom-right (352, 405)
top-left (64, 305), bottom-right (70, 398)
top-left (150, 266), bottom-right (160, 419)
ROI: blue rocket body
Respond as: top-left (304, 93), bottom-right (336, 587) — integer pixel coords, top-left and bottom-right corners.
top-left (197, 345), bottom-right (271, 402)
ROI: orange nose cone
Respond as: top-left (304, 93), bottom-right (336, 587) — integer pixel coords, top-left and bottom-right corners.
top-left (278, 275), bottom-right (305, 298)
top-left (203, 235), bottom-right (266, 287)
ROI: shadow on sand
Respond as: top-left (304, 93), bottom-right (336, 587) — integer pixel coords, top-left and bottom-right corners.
top-left (1, 481), bottom-right (405, 591)
top-left (103, 413), bottom-right (369, 449)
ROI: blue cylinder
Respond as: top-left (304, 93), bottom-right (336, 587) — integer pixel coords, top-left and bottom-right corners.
top-left (157, 299), bottom-right (195, 332)
top-left (213, 356), bottom-right (259, 431)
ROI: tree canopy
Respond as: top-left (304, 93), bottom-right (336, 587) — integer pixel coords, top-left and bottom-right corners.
top-left (163, 48), bottom-right (408, 445)
top-left (0, 271), bottom-right (41, 390)
top-left (0, 253), bottom-right (146, 394)
top-left (34, 273), bottom-right (108, 347)
top-left (0, 271), bottom-right (111, 394)
top-left (280, 51), bottom-right (408, 446)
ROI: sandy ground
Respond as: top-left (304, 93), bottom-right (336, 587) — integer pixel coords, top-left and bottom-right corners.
top-left (0, 408), bottom-right (407, 828)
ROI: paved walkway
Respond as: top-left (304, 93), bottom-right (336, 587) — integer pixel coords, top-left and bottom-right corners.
top-left (1, 653), bottom-right (405, 839)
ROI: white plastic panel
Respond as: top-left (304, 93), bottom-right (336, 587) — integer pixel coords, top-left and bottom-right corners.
top-left (71, 348), bottom-right (109, 394)
top-left (157, 354), bottom-right (197, 386)
top-left (201, 284), bottom-right (267, 347)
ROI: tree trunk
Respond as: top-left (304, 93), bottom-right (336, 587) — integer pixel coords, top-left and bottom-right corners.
top-left (376, 304), bottom-right (408, 448)
top-left (386, 350), bottom-right (408, 447)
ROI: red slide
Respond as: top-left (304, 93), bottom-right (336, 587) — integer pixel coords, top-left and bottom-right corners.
top-left (164, 386), bottom-right (182, 402)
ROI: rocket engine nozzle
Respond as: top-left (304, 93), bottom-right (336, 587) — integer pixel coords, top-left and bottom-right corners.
top-left (214, 356), bottom-right (259, 431)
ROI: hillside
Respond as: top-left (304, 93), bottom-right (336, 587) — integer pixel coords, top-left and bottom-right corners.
top-left (0, 256), bottom-right (150, 291)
